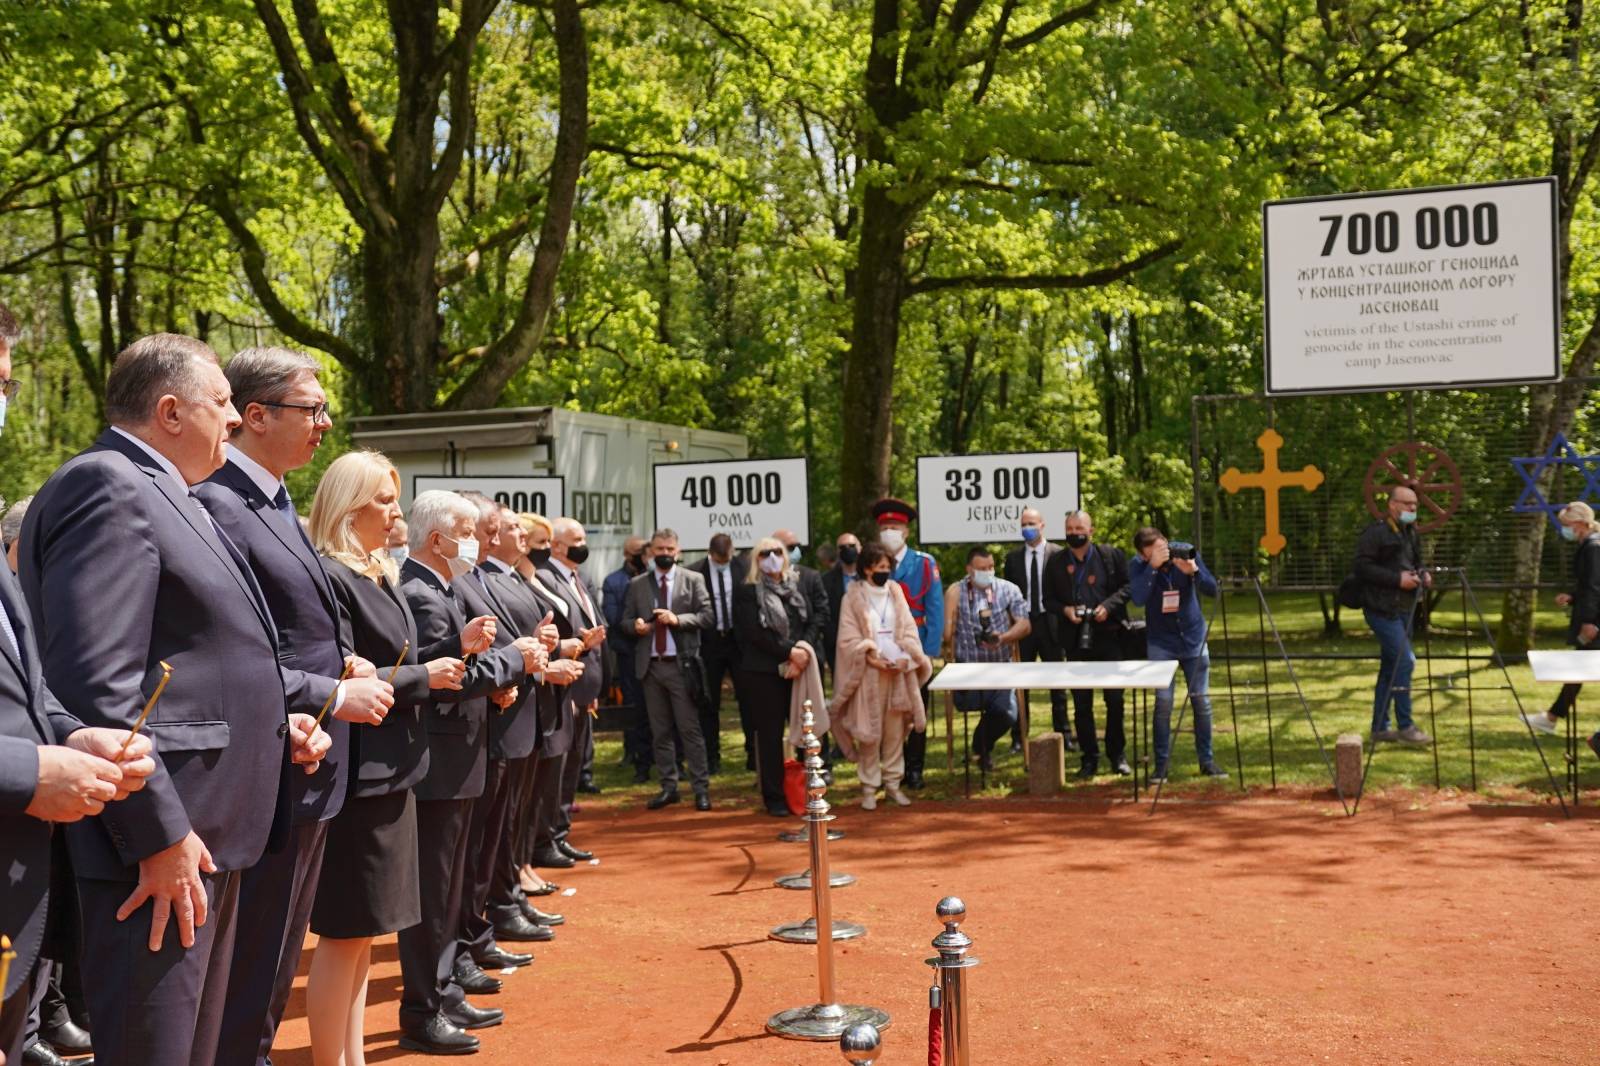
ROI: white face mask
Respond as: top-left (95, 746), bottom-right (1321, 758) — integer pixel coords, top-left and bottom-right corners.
top-left (879, 528), bottom-right (905, 553)
top-left (443, 533), bottom-right (479, 576)
top-left (389, 545), bottom-right (409, 568)
top-left (758, 552), bottom-right (785, 575)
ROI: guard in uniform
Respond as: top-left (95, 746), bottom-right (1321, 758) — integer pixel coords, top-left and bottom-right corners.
top-left (870, 498), bottom-right (942, 789)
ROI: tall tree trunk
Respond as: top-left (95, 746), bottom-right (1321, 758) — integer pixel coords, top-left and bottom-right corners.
top-left (840, 190), bottom-right (908, 533)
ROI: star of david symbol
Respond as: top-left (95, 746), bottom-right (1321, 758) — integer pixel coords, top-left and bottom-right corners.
top-left (1510, 433), bottom-right (1600, 530)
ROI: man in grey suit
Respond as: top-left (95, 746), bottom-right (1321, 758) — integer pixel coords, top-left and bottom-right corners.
top-left (0, 308), bottom-right (157, 1065)
top-left (623, 528), bottom-right (715, 811)
top-left (19, 333), bottom-right (329, 1066)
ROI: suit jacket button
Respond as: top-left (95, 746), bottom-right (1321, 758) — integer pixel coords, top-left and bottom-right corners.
top-left (277, 722), bottom-right (289, 738)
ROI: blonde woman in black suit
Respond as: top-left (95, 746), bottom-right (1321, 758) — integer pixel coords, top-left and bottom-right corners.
top-left (304, 451), bottom-right (467, 1066)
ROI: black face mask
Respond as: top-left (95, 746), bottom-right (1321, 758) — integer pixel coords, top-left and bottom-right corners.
top-left (654, 553), bottom-right (675, 571)
top-left (528, 547), bottom-right (551, 566)
top-left (1064, 534), bottom-right (1090, 549)
top-left (625, 553), bottom-right (645, 574)
top-left (837, 545), bottom-right (859, 565)
top-left (565, 544), bottom-right (590, 565)
top-left (868, 570), bottom-right (891, 587)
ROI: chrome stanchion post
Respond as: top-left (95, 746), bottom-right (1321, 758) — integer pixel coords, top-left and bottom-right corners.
top-left (925, 896), bottom-right (979, 1066)
top-left (768, 703), bottom-right (890, 1040)
top-left (840, 1022), bottom-right (882, 1064)
top-left (772, 705), bottom-right (866, 943)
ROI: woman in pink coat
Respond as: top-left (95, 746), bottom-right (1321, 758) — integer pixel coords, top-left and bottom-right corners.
top-left (832, 542), bottom-right (932, 808)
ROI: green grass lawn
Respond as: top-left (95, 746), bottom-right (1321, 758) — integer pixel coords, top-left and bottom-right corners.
top-left (581, 590), bottom-right (1600, 812)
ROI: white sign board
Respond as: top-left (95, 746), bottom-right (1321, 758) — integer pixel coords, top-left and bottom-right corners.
top-left (915, 451), bottom-right (1080, 544)
top-left (1263, 177), bottom-right (1561, 394)
top-left (652, 457), bottom-right (809, 550)
top-left (412, 475), bottom-right (565, 518)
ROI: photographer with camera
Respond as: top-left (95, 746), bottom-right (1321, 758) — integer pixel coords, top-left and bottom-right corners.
top-left (1129, 528), bottom-right (1228, 782)
top-left (1042, 510), bottom-right (1133, 779)
top-left (942, 547), bottom-right (1031, 772)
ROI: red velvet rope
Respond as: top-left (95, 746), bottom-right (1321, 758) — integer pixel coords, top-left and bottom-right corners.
top-left (928, 1005), bottom-right (944, 1066)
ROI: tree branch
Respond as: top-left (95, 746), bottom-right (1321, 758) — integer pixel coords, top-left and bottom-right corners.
top-left (906, 238), bottom-right (1181, 296)
top-left (434, 211), bottom-right (536, 288)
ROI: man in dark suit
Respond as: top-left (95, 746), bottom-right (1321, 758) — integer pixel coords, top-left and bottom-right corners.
top-left (1042, 509), bottom-right (1132, 779)
top-left (624, 529), bottom-right (715, 811)
top-left (0, 304), bottom-right (160, 1066)
top-left (1003, 507), bottom-right (1073, 752)
top-left (446, 494), bottom-right (553, 1002)
top-left (689, 532), bottom-right (748, 775)
top-left (194, 346), bottom-right (397, 1066)
top-left (820, 531), bottom-right (862, 681)
top-left (396, 490), bottom-right (530, 1054)
top-left (476, 506), bottom-right (580, 954)
top-left (602, 536), bottom-right (651, 781)
top-left (536, 517), bottom-right (607, 858)
top-left (19, 333), bottom-right (329, 1066)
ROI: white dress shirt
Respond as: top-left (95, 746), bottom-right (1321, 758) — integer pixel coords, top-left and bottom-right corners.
top-left (650, 564), bottom-right (679, 657)
top-left (111, 426), bottom-right (191, 493)
top-left (224, 443), bottom-right (285, 503)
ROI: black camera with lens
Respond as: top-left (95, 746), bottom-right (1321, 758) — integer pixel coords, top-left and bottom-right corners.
top-left (977, 606), bottom-right (1000, 647)
top-left (1168, 541), bottom-right (1196, 562)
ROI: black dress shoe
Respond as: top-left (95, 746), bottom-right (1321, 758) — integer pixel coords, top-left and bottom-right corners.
top-left (528, 881), bottom-right (560, 896)
top-left (694, 792), bottom-right (712, 811)
top-left (526, 905), bottom-right (564, 926)
top-left (1076, 760), bottom-right (1099, 780)
top-left (632, 765), bottom-right (651, 783)
top-left (443, 1000), bottom-right (504, 1031)
top-left (646, 788), bottom-right (680, 810)
top-left (576, 780), bottom-right (602, 794)
top-left (475, 945), bottom-right (533, 969)
top-left (398, 1012), bottom-right (480, 1055)
top-left (23, 1043), bottom-right (87, 1066)
top-left (556, 839), bottom-right (594, 861)
top-left (452, 961), bottom-right (503, 995)
top-left (493, 914), bottom-right (556, 942)
top-left (531, 844), bottom-right (576, 869)
top-left (765, 802), bottom-right (792, 817)
top-left (40, 1021), bottom-right (92, 1055)
top-left (904, 770), bottom-right (925, 790)
top-left (1112, 759), bottom-right (1132, 776)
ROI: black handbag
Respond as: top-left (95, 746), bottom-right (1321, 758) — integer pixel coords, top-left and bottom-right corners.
top-left (679, 650), bottom-right (712, 714)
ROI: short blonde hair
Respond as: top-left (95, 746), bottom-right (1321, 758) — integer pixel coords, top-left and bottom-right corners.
top-left (746, 536), bottom-right (788, 584)
top-left (1559, 501), bottom-right (1600, 534)
top-left (519, 512), bottom-right (553, 539)
top-left (309, 450), bottom-right (400, 581)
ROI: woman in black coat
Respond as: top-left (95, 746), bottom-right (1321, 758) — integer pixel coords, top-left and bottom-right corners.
top-left (302, 451), bottom-right (468, 1066)
top-left (734, 536), bottom-right (825, 816)
top-left (1527, 501), bottom-right (1600, 737)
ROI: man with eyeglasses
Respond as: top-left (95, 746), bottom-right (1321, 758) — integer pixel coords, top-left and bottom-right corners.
top-left (193, 346), bottom-right (395, 1064)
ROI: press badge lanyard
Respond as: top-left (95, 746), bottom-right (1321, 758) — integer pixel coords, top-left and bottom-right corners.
top-left (1158, 568), bottom-right (1181, 615)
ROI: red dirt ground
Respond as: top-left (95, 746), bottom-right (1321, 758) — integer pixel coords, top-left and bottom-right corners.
top-left (268, 793), bottom-right (1600, 1065)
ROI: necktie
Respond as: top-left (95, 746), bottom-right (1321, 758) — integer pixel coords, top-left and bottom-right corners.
top-left (655, 574), bottom-right (669, 655)
top-left (718, 568), bottom-right (730, 632)
top-left (570, 569), bottom-right (594, 623)
top-left (1030, 551), bottom-right (1041, 614)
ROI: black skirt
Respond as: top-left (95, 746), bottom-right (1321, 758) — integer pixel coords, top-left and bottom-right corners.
top-left (310, 790), bottom-right (421, 939)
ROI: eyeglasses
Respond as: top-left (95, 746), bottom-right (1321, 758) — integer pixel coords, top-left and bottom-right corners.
top-left (757, 548), bottom-right (784, 558)
top-left (260, 400), bottom-right (330, 422)
top-left (0, 379), bottom-right (21, 400)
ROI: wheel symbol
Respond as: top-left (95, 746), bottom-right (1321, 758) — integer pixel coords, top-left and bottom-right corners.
top-left (1362, 441), bottom-right (1463, 534)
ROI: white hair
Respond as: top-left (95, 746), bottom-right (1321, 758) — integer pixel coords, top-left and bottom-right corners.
top-left (551, 516), bottom-right (584, 542)
top-left (408, 490), bottom-right (477, 551)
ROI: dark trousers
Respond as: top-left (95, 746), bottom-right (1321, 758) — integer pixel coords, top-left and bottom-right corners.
top-left (644, 659), bottom-right (710, 793)
top-left (531, 751), bottom-right (567, 852)
top-left (555, 712), bottom-right (593, 839)
top-left (0, 956), bottom-right (31, 1065)
top-left (741, 667), bottom-right (792, 808)
top-left (615, 639), bottom-right (653, 771)
top-left (903, 684), bottom-right (931, 775)
top-left (957, 689), bottom-right (1018, 757)
top-left (456, 757), bottom-right (516, 978)
top-left (700, 629), bottom-right (746, 767)
top-left (1020, 612), bottom-right (1070, 736)
top-left (1549, 682), bottom-right (1582, 718)
top-left (77, 868), bottom-right (241, 1066)
top-left (489, 754), bottom-right (537, 923)
top-left (1068, 639), bottom-right (1126, 763)
top-left (219, 818), bottom-right (328, 1066)
top-left (398, 797), bottom-right (473, 1025)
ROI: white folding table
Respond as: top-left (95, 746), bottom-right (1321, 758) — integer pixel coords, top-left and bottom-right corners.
top-left (1526, 650), bottom-right (1600, 804)
top-left (929, 660), bottom-right (1179, 797)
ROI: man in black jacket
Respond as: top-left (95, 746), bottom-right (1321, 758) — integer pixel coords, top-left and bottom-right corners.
top-left (1042, 510), bottom-right (1132, 779)
top-left (196, 346), bottom-right (394, 1066)
top-left (820, 531), bottom-right (862, 680)
top-left (1003, 507), bottom-right (1072, 752)
top-left (689, 533), bottom-right (748, 775)
top-left (1353, 484), bottom-right (1431, 746)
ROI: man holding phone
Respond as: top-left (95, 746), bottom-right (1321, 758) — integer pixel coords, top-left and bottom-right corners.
top-left (1353, 483), bottom-right (1432, 746)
